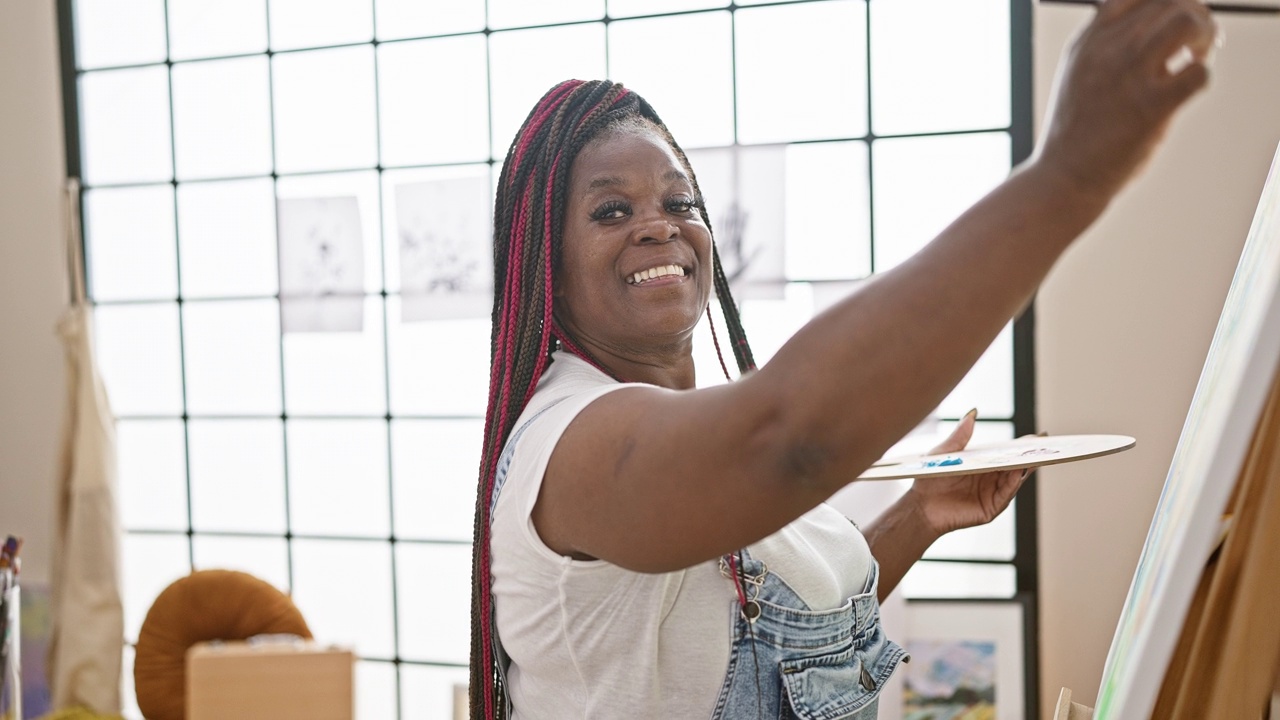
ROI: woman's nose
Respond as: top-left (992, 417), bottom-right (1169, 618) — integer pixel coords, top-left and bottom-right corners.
top-left (632, 212), bottom-right (679, 244)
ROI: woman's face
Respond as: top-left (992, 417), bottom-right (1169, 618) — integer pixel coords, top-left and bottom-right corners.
top-left (554, 127), bottom-right (713, 354)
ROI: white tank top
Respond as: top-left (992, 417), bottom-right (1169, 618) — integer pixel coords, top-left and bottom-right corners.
top-left (490, 351), bottom-right (874, 719)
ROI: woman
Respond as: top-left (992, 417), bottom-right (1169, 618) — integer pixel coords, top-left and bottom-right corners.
top-left (471, 1), bottom-right (1217, 717)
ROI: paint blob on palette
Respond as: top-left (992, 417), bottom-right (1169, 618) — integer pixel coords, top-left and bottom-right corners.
top-left (857, 434), bottom-right (1136, 480)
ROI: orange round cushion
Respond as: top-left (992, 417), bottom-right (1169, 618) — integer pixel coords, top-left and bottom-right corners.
top-left (133, 570), bottom-right (312, 720)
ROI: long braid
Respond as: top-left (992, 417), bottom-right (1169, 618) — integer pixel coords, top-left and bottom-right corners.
top-left (470, 79), bottom-right (757, 720)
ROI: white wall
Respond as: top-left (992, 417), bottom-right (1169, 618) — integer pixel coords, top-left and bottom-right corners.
top-left (1035, 6), bottom-right (1280, 718)
top-left (0, 0), bottom-right (67, 587)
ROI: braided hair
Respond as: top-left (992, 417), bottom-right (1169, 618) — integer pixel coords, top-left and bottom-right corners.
top-left (470, 79), bottom-right (756, 720)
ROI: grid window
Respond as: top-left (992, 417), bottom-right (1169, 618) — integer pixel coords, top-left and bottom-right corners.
top-left (176, 178), bottom-right (279, 298)
top-left (83, 185), bottom-right (177, 302)
top-left (166, 0), bottom-right (269, 61)
top-left (79, 67), bottom-right (172, 186)
top-left (608, 12), bottom-right (735, 148)
top-left (171, 56), bottom-right (274, 181)
top-left (377, 36), bottom-right (490, 167)
top-left (374, 0), bottom-right (485, 40)
top-left (63, 1), bottom-right (1034, 716)
top-left (734, 1), bottom-right (868, 144)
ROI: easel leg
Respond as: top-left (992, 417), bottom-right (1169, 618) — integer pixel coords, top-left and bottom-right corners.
top-left (1055, 688), bottom-right (1095, 720)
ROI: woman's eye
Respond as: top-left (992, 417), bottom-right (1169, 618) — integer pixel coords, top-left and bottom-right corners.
top-left (591, 201), bottom-right (630, 221)
top-left (667, 197), bottom-right (699, 214)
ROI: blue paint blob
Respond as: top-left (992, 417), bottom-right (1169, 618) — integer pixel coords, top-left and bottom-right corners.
top-left (921, 457), bottom-right (963, 468)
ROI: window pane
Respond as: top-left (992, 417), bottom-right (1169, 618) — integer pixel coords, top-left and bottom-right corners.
top-left (281, 297), bottom-right (387, 415)
top-left (172, 56), bottom-right (273, 180)
top-left (118, 419), bottom-right (188, 531)
top-left (122, 645), bottom-right (141, 719)
top-left (276, 171), bottom-right (384, 293)
top-left (269, 0), bottom-right (373, 51)
top-left (740, 283), bottom-right (814, 367)
top-left (378, 36), bottom-right (489, 167)
top-left (392, 419), bottom-right (481, 541)
top-left (608, 0), bottom-right (725, 17)
top-left (291, 539), bottom-right (395, 658)
top-left (123, 533), bottom-right (191, 643)
top-left (926, 501), bottom-right (1016, 562)
top-left (177, 178), bottom-right (279, 298)
top-left (84, 184), bottom-right (177, 302)
top-left (288, 420), bottom-right (390, 538)
top-left (272, 47), bottom-right (378, 174)
top-left (182, 299), bottom-right (282, 415)
top-left (487, 0), bottom-right (603, 29)
top-left (785, 141), bottom-right (871, 280)
top-left (94, 302), bottom-right (184, 416)
top-left (80, 67), bottom-right (172, 186)
top-left (400, 664), bottom-right (469, 720)
top-left (396, 543), bottom-right (470, 664)
top-left (168, 0), bottom-right (269, 61)
top-left (934, 418), bottom-right (1015, 444)
top-left (917, 419), bottom-right (1016, 561)
top-left (938, 323), bottom-right (1014, 419)
top-left (871, 0), bottom-right (1010, 135)
top-left (357, 661), bottom-right (398, 720)
top-left (901, 561), bottom-right (1016, 599)
top-left (488, 24), bottom-right (607, 159)
top-left (188, 419), bottom-right (286, 533)
top-left (74, 0), bottom-right (166, 70)
top-left (609, 12), bottom-right (733, 149)
top-left (735, 1), bottom-right (868, 144)
top-left (872, 132), bottom-right (1010, 272)
top-left (192, 535), bottom-right (291, 594)
top-left (386, 308), bottom-right (490, 416)
top-left (375, 0), bottom-right (485, 39)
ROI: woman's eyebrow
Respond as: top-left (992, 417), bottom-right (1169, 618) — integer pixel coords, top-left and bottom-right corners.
top-left (586, 169), bottom-right (690, 191)
top-left (587, 175), bottom-right (627, 191)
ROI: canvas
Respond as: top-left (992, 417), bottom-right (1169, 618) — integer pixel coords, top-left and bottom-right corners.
top-left (1095, 144), bottom-right (1280, 718)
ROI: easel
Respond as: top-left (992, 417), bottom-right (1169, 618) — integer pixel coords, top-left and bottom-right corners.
top-left (1056, 365), bottom-right (1280, 719)
top-left (1054, 688), bottom-right (1093, 720)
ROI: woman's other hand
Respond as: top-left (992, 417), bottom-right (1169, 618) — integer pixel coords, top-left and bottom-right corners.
top-left (1037, 0), bottom-right (1218, 200)
top-left (905, 410), bottom-right (1029, 536)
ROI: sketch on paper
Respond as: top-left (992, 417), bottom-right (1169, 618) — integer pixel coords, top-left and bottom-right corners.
top-left (904, 640), bottom-right (997, 720)
top-left (277, 196), bottom-right (364, 333)
top-left (395, 176), bottom-right (492, 322)
top-left (685, 145), bottom-right (785, 300)
top-left (1096, 146), bottom-right (1280, 718)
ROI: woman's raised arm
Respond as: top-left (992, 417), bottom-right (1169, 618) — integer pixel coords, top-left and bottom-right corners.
top-left (532, 0), bottom-right (1216, 573)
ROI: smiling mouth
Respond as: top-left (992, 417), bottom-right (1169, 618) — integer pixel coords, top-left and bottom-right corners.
top-left (627, 264), bottom-right (687, 285)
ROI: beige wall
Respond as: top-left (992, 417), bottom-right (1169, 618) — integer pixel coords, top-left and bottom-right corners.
top-left (0, 0), bottom-right (66, 586)
top-left (1035, 6), bottom-right (1280, 718)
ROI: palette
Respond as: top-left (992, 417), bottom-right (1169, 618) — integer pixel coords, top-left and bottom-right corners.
top-left (857, 434), bottom-right (1136, 480)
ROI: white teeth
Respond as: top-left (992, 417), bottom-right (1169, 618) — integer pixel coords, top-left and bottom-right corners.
top-left (629, 264), bottom-right (686, 284)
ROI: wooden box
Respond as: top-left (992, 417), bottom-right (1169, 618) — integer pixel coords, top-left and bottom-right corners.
top-left (187, 640), bottom-right (354, 720)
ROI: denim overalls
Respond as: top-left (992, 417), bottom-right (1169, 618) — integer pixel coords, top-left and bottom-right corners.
top-left (710, 549), bottom-right (907, 720)
top-left (493, 402), bottom-right (907, 719)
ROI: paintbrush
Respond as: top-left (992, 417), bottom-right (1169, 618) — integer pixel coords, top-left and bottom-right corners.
top-left (1043, 0), bottom-right (1280, 13)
